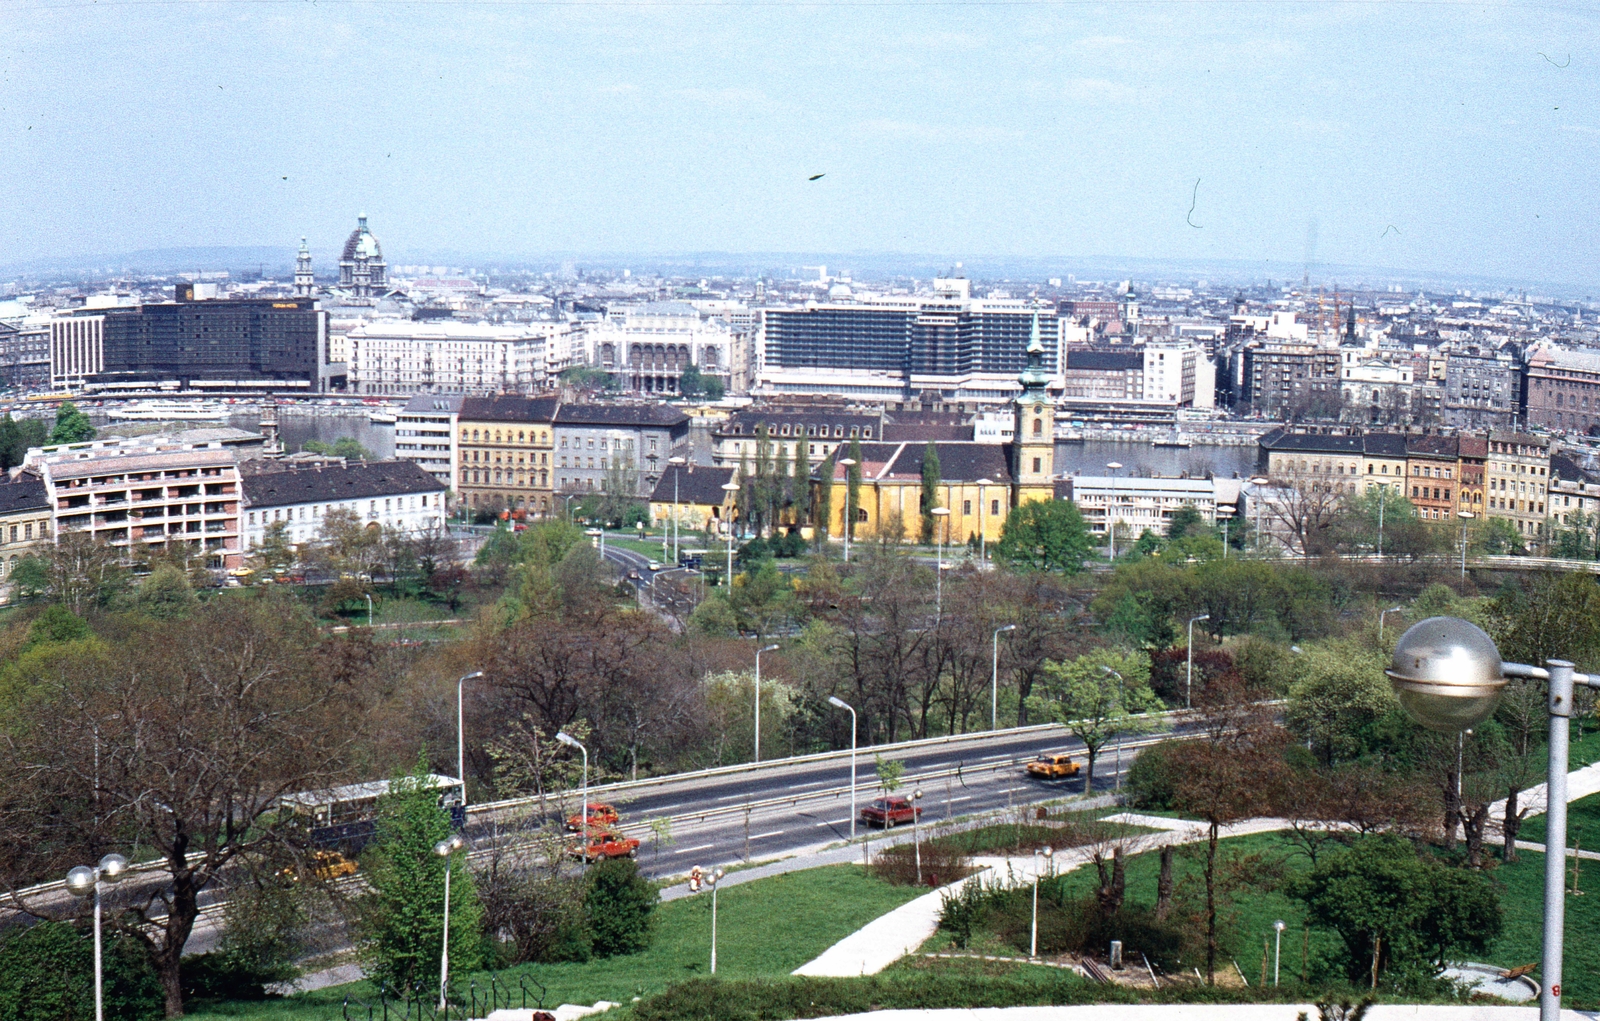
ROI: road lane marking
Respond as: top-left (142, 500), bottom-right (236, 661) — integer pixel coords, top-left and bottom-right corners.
top-left (786, 780), bottom-right (832, 790)
top-left (751, 830), bottom-right (786, 839)
top-left (673, 843), bottom-right (716, 855)
top-left (815, 819), bottom-right (850, 827)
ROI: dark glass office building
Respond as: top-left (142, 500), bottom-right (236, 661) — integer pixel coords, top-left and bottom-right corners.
top-left (88, 290), bottom-right (325, 389)
top-left (764, 302), bottom-right (1059, 380)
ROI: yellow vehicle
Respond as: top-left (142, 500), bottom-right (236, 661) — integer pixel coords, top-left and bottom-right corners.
top-left (1026, 753), bottom-right (1081, 779)
top-left (282, 850), bottom-right (358, 882)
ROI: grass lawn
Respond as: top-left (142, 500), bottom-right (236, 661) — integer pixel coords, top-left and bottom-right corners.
top-left (932, 819), bottom-right (1158, 857)
top-left (1517, 790), bottom-right (1600, 849)
top-left (181, 864), bottom-right (924, 1021)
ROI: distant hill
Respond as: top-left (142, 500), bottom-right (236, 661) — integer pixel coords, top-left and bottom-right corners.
top-left (2, 246), bottom-right (298, 279)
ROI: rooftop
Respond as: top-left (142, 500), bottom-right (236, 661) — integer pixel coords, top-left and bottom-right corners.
top-left (240, 459), bottom-right (445, 508)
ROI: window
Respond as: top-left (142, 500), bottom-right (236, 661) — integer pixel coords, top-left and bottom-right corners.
top-left (248, 512), bottom-right (255, 524)
top-left (1033, 457), bottom-right (1042, 473)
top-left (962, 500), bottom-right (972, 514)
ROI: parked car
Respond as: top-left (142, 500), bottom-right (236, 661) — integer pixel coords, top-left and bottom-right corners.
top-left (565, 802), bottom-right (621, 831)
top-left (647, 560), bottom-right (663, 571)
top-left (859, 796), bottom-right (922, 829)
top-left (1026, 753), bottom-right (1082, 780)
top-left (569, 830), bottom-right (640, 861)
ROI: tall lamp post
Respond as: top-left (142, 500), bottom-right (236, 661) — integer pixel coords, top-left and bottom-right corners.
top-left (722, 481), bottom-right (741, 587)
top-left (837, 457), bottom-right (857, 562)
top-left (1272, 919), bottom-right (1286, 986)
top-left (910, 788), bottom-right (926, 884)
top-left (975, 478), bottom-right (993, 566)
top-left (828, 696), bottom-right (858, 840)
top-left (1249, 476), bottom-right (1269, 552)
top-left (707, 867), bottom-right (727, 974)
top-left (366, 592), bottom-right (374, 628)
top-left (64, 853), bottom-right (130, 1021)
top-left (1029, 845), bottom-right (1054, 958)
top-left (1105, 462), bottom-right (1123, 559)
top-left (1458, 511), bottom-right (1474, 581)
top-left (1186, 614), bottom-right (1210, 710)
top-left (556, 730), bottom-right (589, 870)
top-left (992, 624), bottom-right (1016, 730)
top-left (754, 643), bottom-right (779, 763)
top-left (1379, 605), bottom-right (1402, 642)
top-left (1101, 665), bottom-right (1126, 790)
top-left (668, 456), bottom-right (686, 566)
top-left (434, 833), bottom-right (467, 1011)
top-left (931, 506), bottom-right (950, 619)
top-left (1384, 615), bottom-right (1600, 1021)
top-left (455, 670), bottom-right (483, 811)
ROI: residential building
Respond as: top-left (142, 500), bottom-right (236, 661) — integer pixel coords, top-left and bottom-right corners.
top-left (1549, 454), bottom-right (1600, 531)
top-left (1523, 346), bottom-right (1600, 434)
top-left (394, 394), bottom-right (463, 488)
top-left (344, 320), bottom-right (556, 395)
top-left (1443, 345), bottom-right (1519, 429)
top-left (712, 401), bottom-right (882, 468)
top-left (1257, 431), bottom-right (1366, 495)
top-left (1141, 342), bottom-right (1200, 406)
top-left (239, 458), bottom-right (447, 550)
top-left (0, 314), bottom-right (51, 388)
top-left (1404, 435), bottom-right (1458, 521)
top-left (1360, 434), bottom-right (1409, 492)
top-left (1060, 475), bottom-right (1222, 541)
top-left (0, 473), bottom-right (50, 594)
top-left (1456, 435), bottom-right (1488, 518)
top-left (1485, 430), bottom-right (1551, 538)
top-left (1060, 349), bottom-right (1142, 402)
top-left (1238, 342), bottom-right (1342, 417)
top-left (456, 395), bottom-right (560, 516)
top-left (649, 463), bottom-right (739, 536)
top-left (24, 438), bottom-right (244, 569)
top-left (553, 403), bottom-right (690, 497)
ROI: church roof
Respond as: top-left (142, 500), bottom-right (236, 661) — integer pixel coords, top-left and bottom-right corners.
top-left (342, 216), bottom-right (384, 262)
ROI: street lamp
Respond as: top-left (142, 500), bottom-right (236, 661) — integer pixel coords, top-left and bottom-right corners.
top-left (707, 867), bottom-right (727, 974)
top-left (931, 506), bottom-right (950, 618)
top-left (754, 643), bottom-right (779, 763)
top-left (1029, 845), bottom-right (1054, 958)
top-left (1459, 511), bottom-right (1475, 581)
top-left (992, 624), bottom-right (1016, 730)
top-left (1249, 477), bottom-right (1269, 552)
top-left (1100, 665), bottom-right (1126, 790)
top-left (1379, 605), bottom-right (1402, 642)
top-left (1384, 615), bottom-right (1600, 1021)
top-left (434, 833), bottom-right (467, 1011)
top-left (722, 481), bottom-right (740, 587)
top-left (1186, 614), bottom-right (1211, 710)
top-left (555, 731), bottom-right (589, 870)
top-left (975, 478), bottom-right (993, 566)
top-left (563, 493), bottom-right (577, 523)
top-left (668, 456), bottom-right (686, 566)
top-left (64, 853), bottom-right (130, 1021)
top-left (456, 670), bottom-right (484, 811)
top-left (1273, 919), bottom-right (1286, 986)
top-left (837, 457), bottom-right (857, 562)
top-left (366, 592), bottom-right (374, 628)
top-left (828, 696), bottom-right (858, 840)
top-left (1105, 462), bottom-right (1123, 560)
top-left (910, 788), bottom-right (926, 884)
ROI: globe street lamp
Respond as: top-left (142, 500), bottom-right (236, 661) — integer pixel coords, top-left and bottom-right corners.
top-left (931, 506), bottom-right (950, 618)
top-left (1029, 845), bottom-right (1054, 958)
top-left (754, 643), bottom-right (780, 763)
top-left (434, 833), bottom-right (467, 1011)
top-left (837, 457), bottom-right (857, 562)
top-left (1105, 462), bottom-right (1123, 560)
top-left (828, 696), bottom-right (858, 840)
top-left (1187, 614), bottom-right (1210, 710)
top-left (707, 867), bottom-right (727, 974)
top-left (910, 788), bottom-right (925, 884)
top-left (992, 624), bottom-right (1017, 730)
top-left (1458, 511), bottom-right (1474, 581)
top-left (1272, 919), bottom-right (1286, 986)
top-left (722, 481), bottom-right (741, 587)
top-left (1379, 605), bottom-right (1402, 643)
top-left (456, 670), bottom-right (483, 811)
top-left (1385, 615), bottom-right (1600, 1021)
top-left (556, 731), bottom-right (589, 870)
top-left (64, 852), bottom-right (130, 1021)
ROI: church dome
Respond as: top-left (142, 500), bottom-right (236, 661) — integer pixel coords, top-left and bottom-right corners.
top-left (342, 214), bottom-right (383, 262)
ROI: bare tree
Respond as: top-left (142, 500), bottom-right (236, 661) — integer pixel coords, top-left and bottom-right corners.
top-left (1260, 481), bottom-right (1343, 556)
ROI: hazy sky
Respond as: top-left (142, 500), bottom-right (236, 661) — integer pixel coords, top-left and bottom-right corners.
top-left (4, 0), bottom-right (1599, 284)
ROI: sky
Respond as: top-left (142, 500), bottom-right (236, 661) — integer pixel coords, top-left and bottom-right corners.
top-left (3, 0), bottom-right (1600, 285)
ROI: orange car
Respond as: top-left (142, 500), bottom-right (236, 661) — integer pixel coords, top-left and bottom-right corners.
top-left (569, 830), bottom-right (640, 861)
top-left (565, 802), bottom-right (621, 831)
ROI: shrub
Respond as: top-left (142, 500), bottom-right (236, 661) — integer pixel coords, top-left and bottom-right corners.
top-left (871, 839), bottom-right (975, 888)
top-left (583, 858), bottom-right (656, 957)
top-left (0, 920), bottom-right (163, 1021)
top-left (1124, 739), bottom-right (1184, 810)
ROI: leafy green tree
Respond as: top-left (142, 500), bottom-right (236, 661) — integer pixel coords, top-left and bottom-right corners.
top-left (728, 559), bottom-right (795, 641)
top-left (792, 438), bottom-right (812, 527)
top-left (813, 450), bottom-right (835, 549)
top-left (559, 365), bottom-right (617, 390)
top-left (48, 401), bottom-right (95, 445)
top-left (0, 920), bottom-right (163, 1021)
top-left (703, 376), bottom-right (725, 400)
top-left (874, 754), bottom-right (905, 792)
top-left (303, 437), bottom-right (372, 461)
top-left (845, 437), bottom-right (863, 544)
top-left (1284, 641), bottom-right (1398, 766)
top-left (1488, 571), bottom-right (1600, 672)
top-left (918, 442), bottom-right (940, 544)
top-left (133, 565), bottom-right (198, 620)
top-left (995, 499), bottom-right (1094, 574)
top-left (583, 858), bottom-right (656, 957)
top-left (1292, 834), bottom-right (1501, 987)
top-left (357, 761), bottom-right (487, 995)
top-left (0, 414), bottom-right (48, 469)
top-left (677, 362), bottom-right (705, 399)
top-left (1477, 516), bottom-right (1526, 555)
top-left (1549, 509), bottom-right (1597, 560)
top-left (248, 520), bottom-right (297, 577)
top-left (1025, 648), bottom-right (1160, 789)
top-left (1165, 504), bottom-right (1206, 541)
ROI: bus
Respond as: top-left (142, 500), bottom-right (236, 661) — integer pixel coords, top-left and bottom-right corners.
top-left (278, 774), bottom-right (464, 855)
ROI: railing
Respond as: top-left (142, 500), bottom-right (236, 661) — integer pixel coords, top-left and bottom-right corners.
top-left (340, 972), bottom-right (547, 1021)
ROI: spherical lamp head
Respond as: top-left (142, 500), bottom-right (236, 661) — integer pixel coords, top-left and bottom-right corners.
top-left (98, 853), bottom-right (130, 883)
top-left (1042, 846), bottom-right (1053, 859)
top-left (1385, 616), bottom-right (1507, 733)
top-left (65, 866), bottom-right (96, 897)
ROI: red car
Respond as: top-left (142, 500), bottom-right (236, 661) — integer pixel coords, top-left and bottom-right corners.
top-left (860, 796), bottom-right (923, 829)
top-left (565, 802), bottom-right (620, 832)
top-left (569, 830), bottom-right (640, 861)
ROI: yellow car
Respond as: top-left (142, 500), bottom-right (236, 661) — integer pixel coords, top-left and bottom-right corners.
top-left (282, 850), bottom-right (358, 882)
top-left (1026, 753), bottom-right (1081, 779)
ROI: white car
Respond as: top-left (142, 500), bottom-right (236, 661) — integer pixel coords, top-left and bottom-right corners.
top-left (647, 560), bottom-right (663, 571)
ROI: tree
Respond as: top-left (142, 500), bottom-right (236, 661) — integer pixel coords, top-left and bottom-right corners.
top-left (846, 437), bottom-right (863, 544)
top-left (302, 437), bottom-right (372, 461)
top-left (42, 531), bottom-right (128, 614)
top-left (0, 414), bottom-right (48, 470)
top-left (583, 858), bottom-right (656, 957)
top-left (677, 362), bottom-right (705, 399)
top-left (1283, 641), bottom-right (1398, 766)
top-left (1259, 482), bottom-right (1343, 556)
top-left (1024, 649), bottom-right (1159, 790)
top-left (48, 401), bottom-right (95, 445)
top-left (792, 439), bottom-right (812, 527)
top-left (1478, 516), bottom-right (1527, 555)
top-left (310, 506), bottom-right (384, 582)
top-left (132, 565), bottom-right (197, 620)
top-left (1292, 834), bottom-right (1501, 988)
top-left (0, 599), bottom-right (367, 1016)
top-left (919, 442), bottom-right (940, 544)
top-left (995, 500), bottom-right (1094, 574)
top-left (874, 754), bottom-right (905, 793)
top-left (357, 760), bottom-right (487, 994)
top-left (813, 450), bottom-right (835, 549)
top-left (703, 376), bottom-right (726, 400)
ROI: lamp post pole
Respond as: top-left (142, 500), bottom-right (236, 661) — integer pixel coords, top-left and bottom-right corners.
top-left (668, 456), bottom-right (685, 567)
top-left (992, 624), bottom-right (1016, 730)
top-left (64, 854), bottom-right (129, 1021)
top-left (1459, 511), bottom-right (1474, 581)
top-left (1249, 477), bottom-right (1268, 552)
top-left (1379, 605), bottom-right (1401, 642)
top-left (828, 696), bottom-right (857, 840)
top-left (1186, 614), bottom-right (1210, 710)
top-left (456, 670), bottom-right (483, 811)
top-left (1102, 665), bottom-right (1126, 790)
top-left (1029, 845), bottom-right (1054, 958)
top-left (708, 868), bottom-right (726, 974)
top-left (723, 481), bottom-right (740, 587)
top-left (932, 506), bottom-right (950, 620)
top-left (911, 788), bottom-right (925, 884)
top-left (754, 643), bottom-right (779, 763)
top-left (1377, 489), bottom-right (1386, 559)
top-left (556, 731), bottom-right (588, 871)
top-left (838, 457), bottom-right (856, 562)
top-left (366, 592), bottom-right (373, 627)
top-left (434, 834), bottom-right (467, 1011)
top-left (1106, 462), bottom-right (1123, 560)
top-left (1273, 919), bottom-right (1286, 986)
top-left (1384, 616), bottom-right (1600, 1021)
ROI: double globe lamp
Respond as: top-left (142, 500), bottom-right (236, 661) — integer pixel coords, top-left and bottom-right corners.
top-left (1384, 615), bottom-right (1600, 1021)
top-left (64, 852), bottom-right (131, 1021)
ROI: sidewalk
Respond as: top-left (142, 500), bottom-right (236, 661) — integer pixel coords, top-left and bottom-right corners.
top-left (803, 1008), bottom-right (1599, 1021)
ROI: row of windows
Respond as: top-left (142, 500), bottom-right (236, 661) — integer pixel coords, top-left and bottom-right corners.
top-left (1, 521), bottom-right (41, 543)
top-left (462, 470), bottom-right (549, 487)
top-left (730, 422), bottom-right (871, 439)
top-left (246, 494), bottom-right (436, 526)
top-left (463, 428), bottom-right (551, 444)
top-left (466, 450), bottom-right (550, 466)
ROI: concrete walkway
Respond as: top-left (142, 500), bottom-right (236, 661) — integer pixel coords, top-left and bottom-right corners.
top-left (803, 1008), bottom-right (1600, 1021)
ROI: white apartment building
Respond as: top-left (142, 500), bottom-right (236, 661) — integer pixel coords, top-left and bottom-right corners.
top-left (1061, 475), bottom-right (1228, 539)
top-left (1141, 343), bottom-right (1199, 406)
top-left (344, 321), bottom-right (556, 395)
top-left (395, 393), bottom-right (463, 488)
top-left (50, 314), bottom-right (106, 386)
top-left (239, 458), bottom-right (448, 550)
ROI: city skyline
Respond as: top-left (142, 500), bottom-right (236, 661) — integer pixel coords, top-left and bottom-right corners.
top-left (5, 1), bottom-right (1600, 285)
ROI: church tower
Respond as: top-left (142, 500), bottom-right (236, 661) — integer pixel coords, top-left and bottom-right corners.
top-left (294, 237), bottom-right (314, 298)
top-left (1011, 312), bottom-right (1055, 489)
